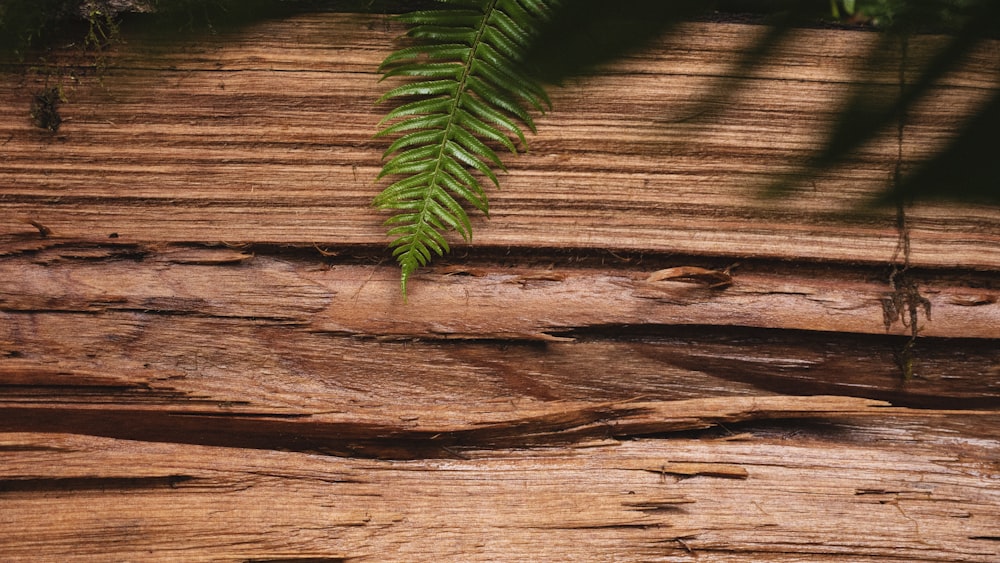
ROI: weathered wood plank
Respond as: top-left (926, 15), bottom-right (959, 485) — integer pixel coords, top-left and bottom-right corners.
top-left (1, 242), bottom-right (997, 411)
top-left (1, 12), bottom-right (998, 562)
top-left (2, 310), bottom-right (998, 414)
top-left (1, 243), bottom-right (997, 424)
top-left (2, 426), bottom-right (998, 562)
top-left (1, 242), bottom-right (997, 340)
top-left (3, 255), bottom-right (994, 559)
top-left (1, 14), bottom-right (998, 268)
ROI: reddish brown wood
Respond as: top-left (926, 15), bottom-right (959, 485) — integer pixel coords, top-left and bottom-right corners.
top-left (1, 15), bottom-right (998, 267)
top-left (1, 12), bottom-right (998, 562)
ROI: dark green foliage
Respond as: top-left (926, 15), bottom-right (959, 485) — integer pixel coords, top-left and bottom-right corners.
top-left (374, 0), bottom-right (558, 295)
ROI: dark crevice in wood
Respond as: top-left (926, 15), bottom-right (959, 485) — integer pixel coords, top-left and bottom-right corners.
top-left (250, 244), bottom-right (1000, 292)
top-left (0, 444), bottom-right (71, 452)
top-left (165, 410), bottom-right (310, 419)
top-left (0, 474), bottom-right (196, 493)
top-left (630, 414), bottom-right (1000, 449)
top-left (567, 325), bottom-right (999, 408)
top-left (0, 305), bottom-right (312, 325)
top-left (0, 405), bottom-right (647, 459)
top-left (2, 241), bottom-right (999, 290)
top-left (0, 398), bottom-right (901, 460)
top-left (616, 327), bottom-right (1000, 409)
top-left (0, 240), bottom-right (149, 261)
top-left (565, 322), bottom-right (997, 344)
top-left (244, 558), bottom-right (351, 563)
top-left (0, 407), bottom-right (398, 458)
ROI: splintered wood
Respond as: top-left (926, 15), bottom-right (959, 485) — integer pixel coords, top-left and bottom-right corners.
top-left (1, 10), bottom-right (998, 563)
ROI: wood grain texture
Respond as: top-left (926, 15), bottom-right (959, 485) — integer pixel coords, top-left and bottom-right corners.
top-left (1, 10), bottom-right (998, 563)
top-left (1, 243), bottom-right (998, 560)
top-left (2, 427), bottom-right (999, 562)
top-left (1, 14), bottom-right (998, 267)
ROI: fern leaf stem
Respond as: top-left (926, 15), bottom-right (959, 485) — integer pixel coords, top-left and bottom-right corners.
top-left (376, 0), bottom-right (552, 297)
top-left (394, 0), bottom-right (500, 296)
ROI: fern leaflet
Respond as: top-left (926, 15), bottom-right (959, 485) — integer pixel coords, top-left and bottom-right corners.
top-left (374, 0), bottom-right (557, 296)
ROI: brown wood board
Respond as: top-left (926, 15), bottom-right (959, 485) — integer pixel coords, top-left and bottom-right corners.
top-left (0, 14), bottom-right (998, 267)
top-left (1, 11), bottom-right (999, 563)
top-left (2, 425), bottom-right (999, 562)
top-left (1, 242), bottom-right (998, 560)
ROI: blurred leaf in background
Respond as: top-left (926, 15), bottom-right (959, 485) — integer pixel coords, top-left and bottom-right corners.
top-left (4, 0), bottom-right (997, 205)
top-left (523, 0), bottom-right (1000, 206)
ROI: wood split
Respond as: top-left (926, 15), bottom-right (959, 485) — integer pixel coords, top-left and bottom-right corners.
top-left (635, 462), bottom-right (750, 480)
top-left (154, 246), bottom-right (254, 265)
top-left (621, 496), bottom-right (696, 511)
top-left (645, 266), bottom-right (734, 289)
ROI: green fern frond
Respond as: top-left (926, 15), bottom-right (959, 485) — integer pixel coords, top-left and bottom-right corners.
top-left (374, 0), bottom-right (558, 296)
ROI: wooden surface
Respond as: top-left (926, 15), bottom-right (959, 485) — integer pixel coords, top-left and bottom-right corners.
top-left (1, 11), bottom-right (999, 562)
top-left (1, 13), bottom-right (998, 266)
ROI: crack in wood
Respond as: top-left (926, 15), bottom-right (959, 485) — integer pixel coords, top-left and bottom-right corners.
top-left (635, 462), bottom-right (749, 480)
top-left (0, 396), bottom-right (901, 459)
top-left (0, 474), bottom-right (195, 493)
top-left (243, 558), bottom-right (351, 563)
top-left (1, 13), bottom-right (998, 560)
